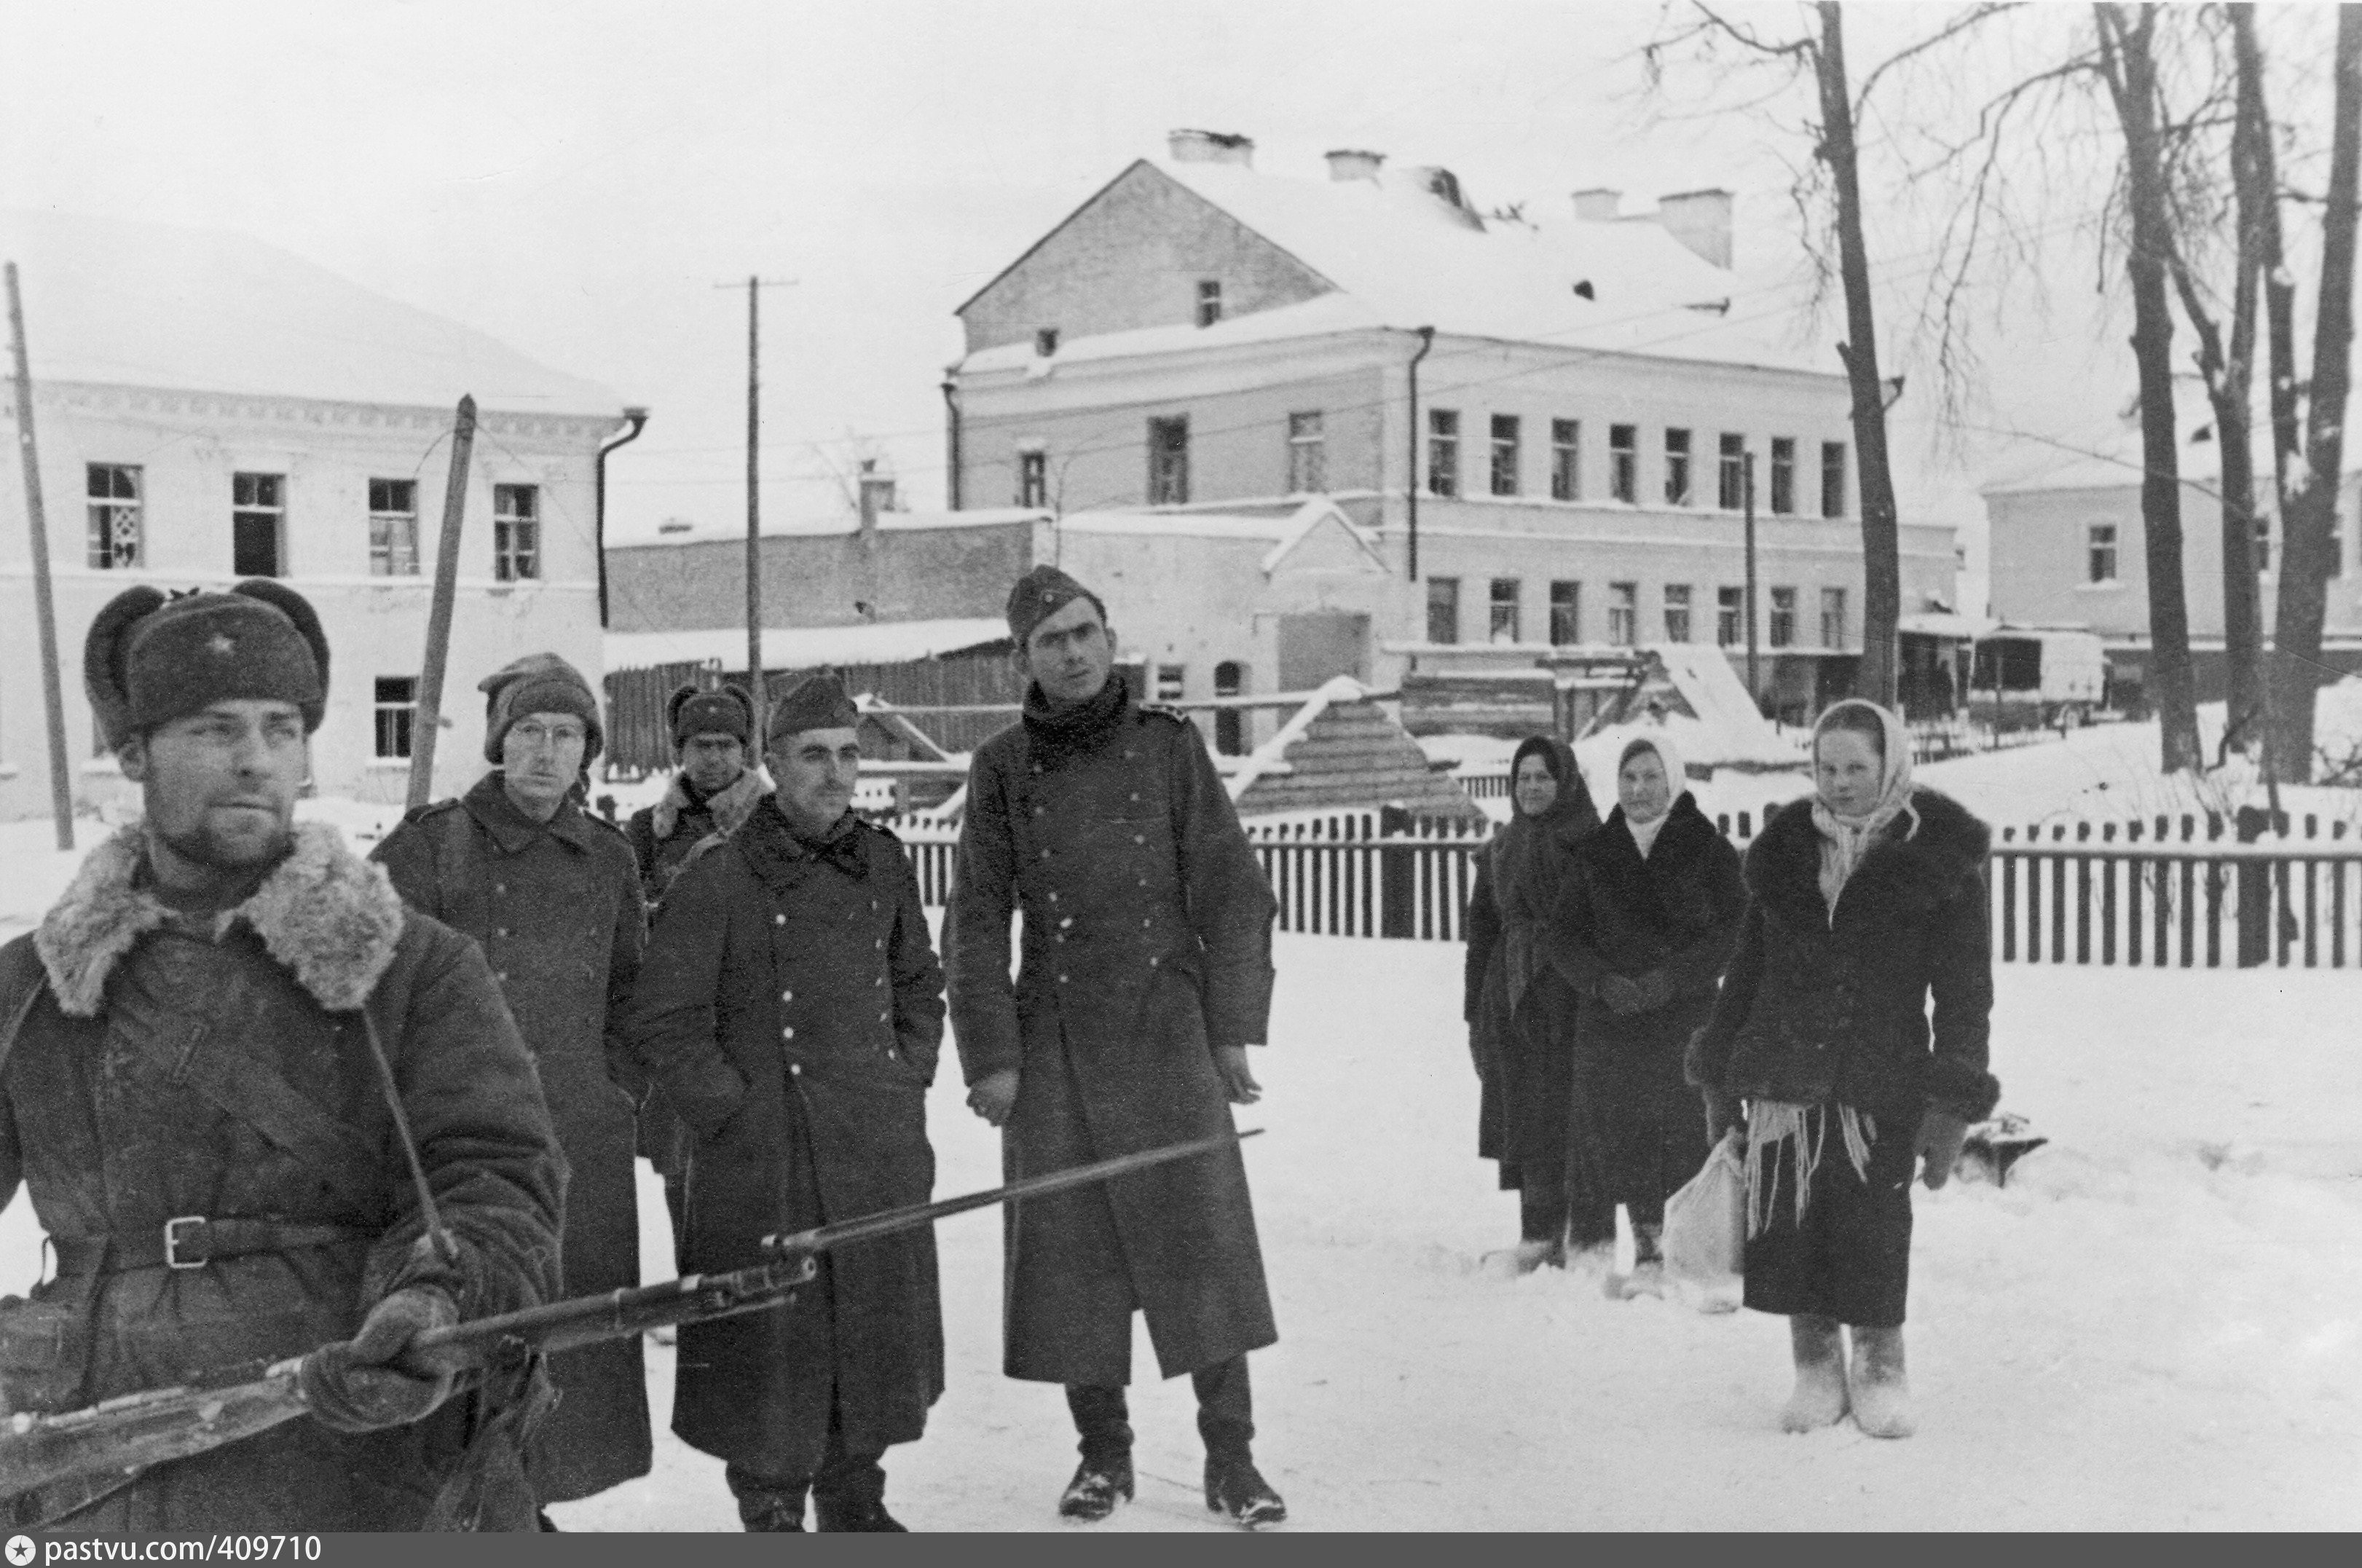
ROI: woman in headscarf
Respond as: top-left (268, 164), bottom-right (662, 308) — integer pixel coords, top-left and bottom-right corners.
top-left (1686, 701), bottom-right (1998, 1438)
top-left (1546, 731), bottom-right (1744, 1299)
top-left (1463, 735), bottom-right (1608, 1270)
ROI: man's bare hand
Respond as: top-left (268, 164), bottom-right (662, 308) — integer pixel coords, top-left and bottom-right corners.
top-left (967, 1069), bottom-right (1020, 1127)
top-left (1213, 1045), bottom-right (1262, 1105)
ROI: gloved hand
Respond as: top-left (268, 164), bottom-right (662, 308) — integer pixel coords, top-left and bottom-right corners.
top-left (1702, 1088), bottom-right (1745, 1146)
top-left (1913, 1108), bottom-right (1972, 1190)
top-left (967, 1069), bottom-right (1020, 1128)
top-left (299, 1285), bottom-right (459, 1434)
top-left (1599, 974), bottom-right (1643, 1015)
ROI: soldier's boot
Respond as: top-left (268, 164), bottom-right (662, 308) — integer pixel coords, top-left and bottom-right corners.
top-left (1848, 1324), bottom-right (1916, 1439)
top-left (812, 1451), bottom-right (902, 1532)
top-left (725, 1463), bottom-right (809, 1532)
top-left (1060, 1384), bottom-right (1134, 1522)
top-left (1779, 1314), bottom-right (1850, 1433)
top-left (1197, 1357), bottom-right (1285, 1529)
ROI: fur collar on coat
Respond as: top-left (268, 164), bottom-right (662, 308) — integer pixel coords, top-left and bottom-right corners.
top-left (650, 765), bottom-right (770, 844)
top-left (1745, 784), bottom-right (1988, 928)
top-left (34, 821), bottom-right (406, 1017)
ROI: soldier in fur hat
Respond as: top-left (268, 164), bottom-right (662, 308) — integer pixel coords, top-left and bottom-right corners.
top-left (0, 582), bottom-right (565, 1531)
top-left (627, 671), bottom-right (947, 1531)
top-left (372, 651), bottom-right (652, 1521)
top-left (624, 682), bottom-right (768, 913)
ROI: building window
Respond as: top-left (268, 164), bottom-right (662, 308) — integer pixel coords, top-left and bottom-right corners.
top-left (2255, 513), bottom-right (2271, 574)
top-left (1287, 411), bottom-right (1326, 494)
top-left (1034, 327), bottom-right (1059, 357)
top-left (1155, 663), bottom-right (1186, 702)
top-left (374, 677), bottom-right (418, 760)
top-left (369, 478), bottom-right (419, 577)
top-left (1821, 441), bottom-right (1849, 518)
top-left (1550, 419), bottom-right (1580, 501)
top-left (494, 483), bottom-right (540, 581)
top-left (1608, 581), bottom-right (1638, 646)
top-left (1427, 576), bottom-right (1460, 645)
top-left (1717, 433), bottom-right (1745, 510)
top-left (1489, 578), bottom-right (1521, 642)
top-left (1770, 438), bottom-right (1797, 515)
top-left (1664, 583), bottom-right (1693, 643)
top-left (1428, 409), bottom-right (1460, 498)
top-left (1148, 417), bottom-right (1190, 505)
top-left (2088, 523), bottom-right (2118, 584)
top-left (1769, 586), bottom-right (1797, 648)
top-left (1197, 280), bottom-right (1222, 328)
top-left (1610, 424), bottom-right (1637, 502)
top-left (1717, 586), bottom-right (1744, 647)
top-left (1549, 580), bottom-right (1580, 645)
top-left (1489, 415), bottom-right (1521, 497)
top-left (86, 463), bottom-right (141, 569)
top-left (1213, 661), bottom-right (1246, 755)
top-left (1821, 586), bottom-right (1848, 648)
top-left (1017, 449), bottom-right (1048, 508)
top-left (1664, 429), bottom-right (1693, 506)
top-left (232, 472), bottom-right (286, 577)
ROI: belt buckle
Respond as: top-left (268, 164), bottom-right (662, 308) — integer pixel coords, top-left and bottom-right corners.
top-left (163, 1216), bottom-right (210, 1269)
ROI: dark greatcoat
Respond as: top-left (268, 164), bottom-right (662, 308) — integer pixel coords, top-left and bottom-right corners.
top-left (1462, 738), bottom-right (1599, 1194)
top-left (1686, 787), bottom-right (2000, 1124)
top-left (624, 765), bottom-right (771, 913)
top-left (944, 679), bottom-right (1278, 1386)
top-left (371, 773), bottom-right (650, 1503)
top-left (1545, 795), bottom-right (1744, 1224)
top-left (625, 796), bottom-right (945, 1476)
top-left (0, 823), bottom-right (564, 1533)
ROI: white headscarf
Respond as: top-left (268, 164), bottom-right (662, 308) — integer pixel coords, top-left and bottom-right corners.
top-left (1617, 730), bottom-right (1688, 860)
top-left (1808, 699), bottom-right (1917, 916)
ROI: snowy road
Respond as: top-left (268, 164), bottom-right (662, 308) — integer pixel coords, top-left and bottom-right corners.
top-left (12, 927), bottom-right (2350, 1530)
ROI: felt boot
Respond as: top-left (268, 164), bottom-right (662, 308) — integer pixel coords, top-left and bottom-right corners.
top-left (1848, 1324), bottom-right (1916, 1438)
top-left (1779, 1314), bottom-right (1850, 1433)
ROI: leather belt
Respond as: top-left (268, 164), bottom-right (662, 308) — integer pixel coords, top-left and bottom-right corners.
top-left (52, 1217), bottom-right (373, 1275)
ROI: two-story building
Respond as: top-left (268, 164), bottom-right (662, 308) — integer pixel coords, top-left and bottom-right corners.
top-left (942, 131), bottom-right (1959, 721)
top-left (0, 210), bottom-right (630, 820)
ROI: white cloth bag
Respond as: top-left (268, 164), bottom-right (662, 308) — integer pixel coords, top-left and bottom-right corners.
top-left (1662, 1128), bottom-right (1747, 1307)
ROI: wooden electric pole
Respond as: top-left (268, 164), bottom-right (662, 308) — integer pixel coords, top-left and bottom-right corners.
top-left (407, 395), bottom-right (477, 812)
top-left (717, 275), bottom-right (795, 738)
top-left (6, 262), bottom-right (73, 850)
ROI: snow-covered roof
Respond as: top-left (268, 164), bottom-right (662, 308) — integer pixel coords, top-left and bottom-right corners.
top-left (963, 159), bottom-right (1833, 378)
top-left (1057, 496), bottom-right (1385, 573)
top-left (608, 507), bottom-right (1047, 549)
top-left (1577, 642), bottom-right (1806, 775)
top-left (0, 208), bottom-right (620, 417)
top-left (606, 617), bottom-right (1011, 673)
top-left (1899, 611), bottom-right (1998, 640)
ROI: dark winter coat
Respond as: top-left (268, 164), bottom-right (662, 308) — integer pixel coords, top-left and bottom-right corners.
top-left (623, 766), bottom-right (770, 911)
top-left (1686, 787), bottom-right (2000, 1122)
top-left (1548, 795), bottom-right (1745, 1059)
top-left (0, 824), bottom-right (564, 1533)
top-left (945, 679), bottom-right (1278, 1385)
top-left (625, 795), bottom-right (945, 1475)
top-left (372, 773), bottom-right (650, 1503)
top-left (1462, 737), bottom-right (1599, 1189)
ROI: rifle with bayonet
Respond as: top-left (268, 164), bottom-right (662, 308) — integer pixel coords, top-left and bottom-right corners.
top-left (1, 1129), bottom-right (1260, 1527)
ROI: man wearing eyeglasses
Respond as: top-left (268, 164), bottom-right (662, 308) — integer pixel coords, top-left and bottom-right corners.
top-left (372, 652), bottom-right (651, 1526)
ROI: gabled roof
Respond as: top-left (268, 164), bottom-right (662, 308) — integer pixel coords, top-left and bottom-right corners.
top-left (959, 158), bottom-right (1834, 377)
top-left (0, 208), bottom-right (619, 417)
top-left (1055, 497), bottom-right (1385, 574)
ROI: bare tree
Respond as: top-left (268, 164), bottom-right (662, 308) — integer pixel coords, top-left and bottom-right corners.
top-left (2266, 4), bottom-right (2362, 782)
top-left (2095, 3), bottom-right (2205, 773)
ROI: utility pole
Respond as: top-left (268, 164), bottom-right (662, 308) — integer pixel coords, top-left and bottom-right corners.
top-left (1744, 449), bottom-right (1761, 704)
top-left (6, 262), bottom-right (72, 850)
top-left (717, 275), bottom-right (795, 738)
top-left (408, 395), bottom-right (476, 813)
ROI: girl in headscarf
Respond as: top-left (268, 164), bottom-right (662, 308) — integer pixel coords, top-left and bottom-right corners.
top-left (1686, 700), bottom-right (1998, 1438)
top-left (1463, 734), bottom-right (1608, 1269)
top-left (1546, 731), bottom-right (1744, 1297)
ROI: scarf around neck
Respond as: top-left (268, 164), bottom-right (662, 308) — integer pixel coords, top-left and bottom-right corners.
top-left (1021, 673), bottom-right (1130, 765)
top-left (1807, 699), bottom-right (1918, 918)
top-left (1615, 730), bottom-right (1688, 861)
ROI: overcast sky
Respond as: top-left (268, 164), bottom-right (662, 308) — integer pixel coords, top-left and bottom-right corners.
top-left (0, 0), bottom-right (2347, 555)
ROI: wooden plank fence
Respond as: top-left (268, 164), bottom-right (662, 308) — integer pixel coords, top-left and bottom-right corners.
top-left (889, 804), bottom-right (2362, 968)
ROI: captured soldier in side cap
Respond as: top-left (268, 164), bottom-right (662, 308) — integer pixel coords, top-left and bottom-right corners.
top-left (945, 567), bottom-right (1287, 1528)
top-left (371, 652), bottom-right (652, 1524)
top-left (0, 583), bottom-right (564, 1531)
top-left (628, 672), bottom-right (946, 1531)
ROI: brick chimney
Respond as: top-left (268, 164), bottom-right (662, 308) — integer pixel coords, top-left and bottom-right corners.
top-left (1572, 187), bottom-right (1622, 221)
top-left (1326, 148), bottom-right (1385, 182)
top-left (857, 461), bottom-right (897, 532)
top-left (1168, 130), bottom-right (1255, 168)
top-left (1653, 188), bottom-right (1733, 269)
